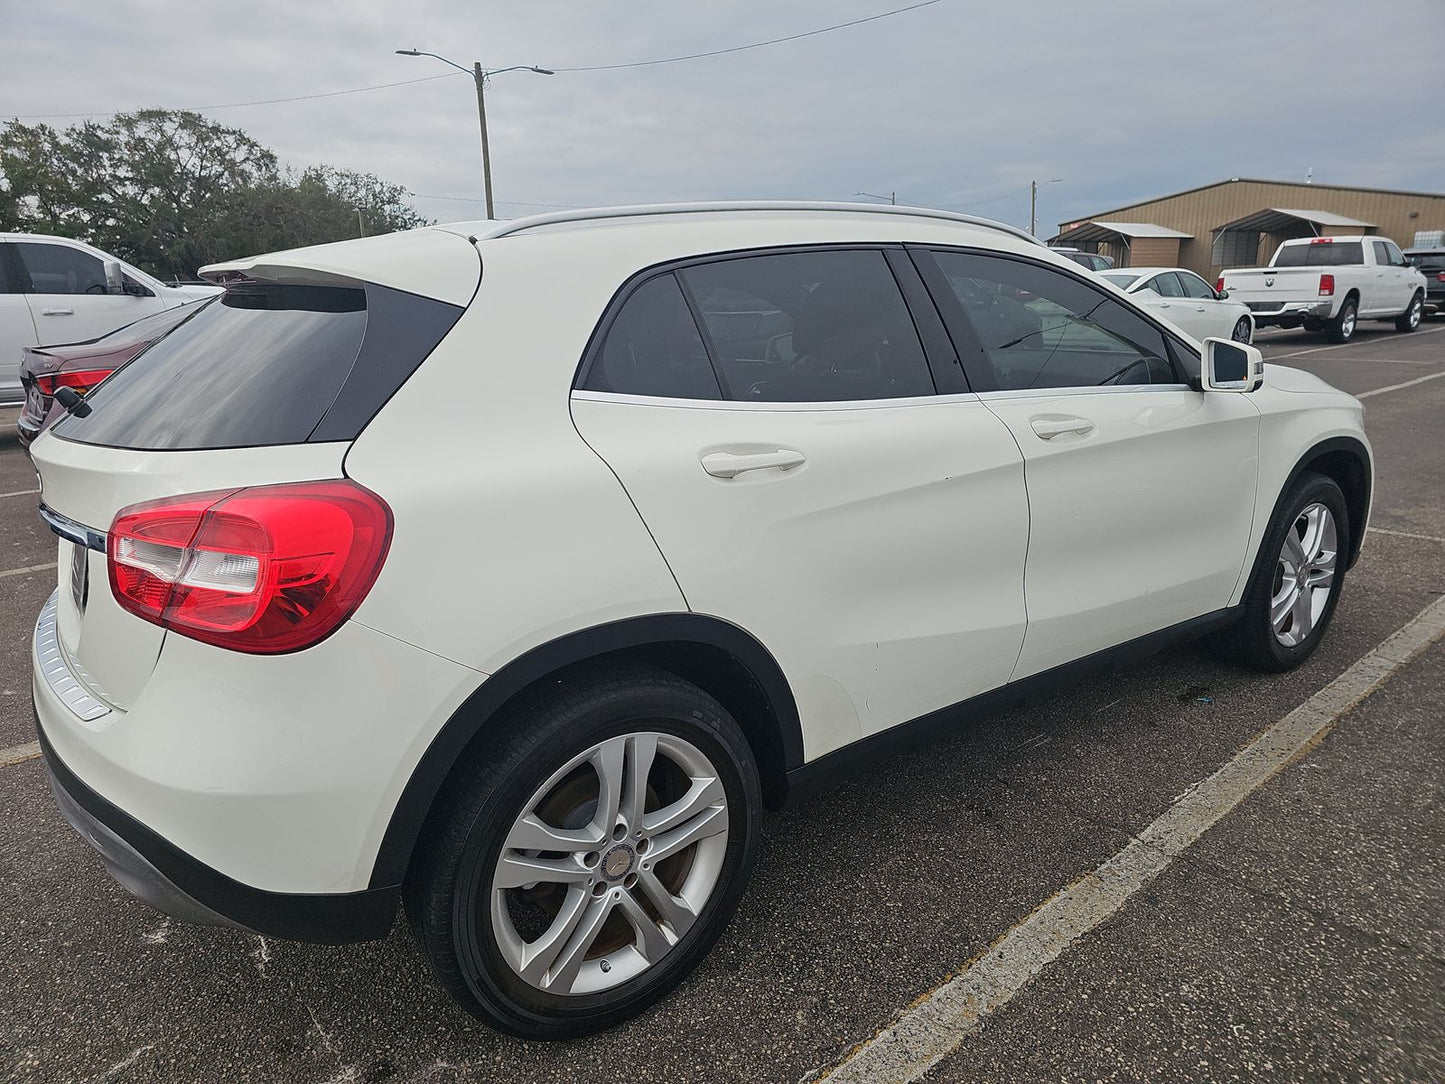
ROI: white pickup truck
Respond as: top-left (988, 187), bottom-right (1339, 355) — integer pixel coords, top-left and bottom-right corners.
top-left (1219, 235), bottom-right (1427, 343)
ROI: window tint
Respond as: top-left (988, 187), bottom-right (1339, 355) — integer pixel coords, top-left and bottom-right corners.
top-left (1178, 272), bottom-right (1216, 299)
top-left (0, 247), bottom-right (15, 294)
top-left (681, 250), bottom-right (934, 402)
top-left (54, 282), bottom-right (462, 450)
top-left (584, 274), bottom-right (720, 400)
top-left (1274, 241), bottom-right (1364, 267)
top-left (1382, 241), bottom-right (1406, 267)
top-left (14, 242), bottom-right (106, 295)
top-left (1149, 273), bottom-right (1186, 298)
top-left (930, 251), bottom-right (1177, 391)
top-left (1372, 241), bottom-right (1392, 267)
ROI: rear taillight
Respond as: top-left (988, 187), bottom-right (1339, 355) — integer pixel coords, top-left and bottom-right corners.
top-left (1319, 274), bottom-right (1335, 297)
top-left (36, 368), bottom-right (115, 397)
top-left (107, 480), bottom-right (392, 654)
top-left (1216, 277), bottom-right (1225, 293)
top-left (1437, 272), bottom-right (1445, 283)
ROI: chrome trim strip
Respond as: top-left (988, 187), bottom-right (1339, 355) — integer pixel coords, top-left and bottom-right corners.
top-left (38, 504), bottom-right (107, 552)
top-left (34, 591), bottom-right (111, 722)
top-left (569, 390), bottom-right (984, 412)
top-left (976, 384), bottom-right (1192, 402)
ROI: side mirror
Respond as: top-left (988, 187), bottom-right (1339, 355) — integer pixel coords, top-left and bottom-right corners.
top-left (1200, 337), bottom-right (1264, 393)
top-left (1216, 288), bottom-right (1230, 300)
top-left (102, 260), bottom-right (126, 295)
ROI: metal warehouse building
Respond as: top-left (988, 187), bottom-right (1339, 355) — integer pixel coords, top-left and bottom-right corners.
top-left (1053, 177), bottom-right (1445, 282)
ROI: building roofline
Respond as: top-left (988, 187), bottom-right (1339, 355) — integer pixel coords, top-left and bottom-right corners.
top-left (1062, 177), bottom-right (1445, 227)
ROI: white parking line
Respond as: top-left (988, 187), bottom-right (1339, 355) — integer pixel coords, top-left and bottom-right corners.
top-left (1370, 526), bottom-right (1445, 544)
top-left (1264, 325), bottom-right (1445, 360)
top-left (811, 593), bottom-right (1445, 1084)
top-left (0, 488), bottom-right (40, 499)
top-left (0, 562), bottom-right (57, 580)
top-left (1358, 371), bottom-right (1445, 399)
top-left (1, 742), bottom-right (40, 768)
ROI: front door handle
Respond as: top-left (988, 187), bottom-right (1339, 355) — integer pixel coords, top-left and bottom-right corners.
top-left (1030, 416), bottom-right (1095, 440)
top-left (40, 308), bottom-right (74, 316)
top-left (700, 449), bottom-right (806, 478)
top-left (1195, 305), bottom-right (1207, 312)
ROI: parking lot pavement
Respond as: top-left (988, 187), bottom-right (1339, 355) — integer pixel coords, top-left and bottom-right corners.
top-left (0, 328), bottom-right (1441, 1083)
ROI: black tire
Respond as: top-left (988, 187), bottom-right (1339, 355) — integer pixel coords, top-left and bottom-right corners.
top-left (1213, 472), bottom-right (1350, 673)
top-left (404, 662), bottom-right (761, 1040)
top-left (1324, 297), bottom-right (1357, 343)
top-left (1395, 291), bottom-right (1424, 333)
top-left (1231, 316), bottom-right (1253, 343)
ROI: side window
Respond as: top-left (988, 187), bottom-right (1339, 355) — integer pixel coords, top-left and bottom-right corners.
top-left (1382, 241), bottom-right (1406, 267)
top-left (1150, 272), bottom-right (1186, 298)
top-left (1372, 241), bottom-right (1392, 267)
top-left (583, 274), bottom-right (720, 400)
top-left (0, 246), bottom-right (15, 293)
top-left (929, 250), bottom-right (1177, 391)
top-left (681, 250), bottom-right (934, 403)
top-left (13, 242), bottom-right (106, 295)
top-left (1179, 272), bottom-right (1216, 300)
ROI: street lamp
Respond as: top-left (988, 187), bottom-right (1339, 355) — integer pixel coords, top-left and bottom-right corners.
top-left (855, 190), bottom-right (897, 205)
top-left (396, 48), bottom-right (554, 220)
top-left (1030, 178), bottom-right (1063, 237)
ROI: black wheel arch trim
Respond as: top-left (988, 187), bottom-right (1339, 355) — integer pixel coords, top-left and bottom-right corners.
top-left (1256, 436), bottom-right (1372, 583)
top-left (369, 613), bottom-right (802, 890)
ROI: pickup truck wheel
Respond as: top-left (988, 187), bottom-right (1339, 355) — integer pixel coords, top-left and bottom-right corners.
top-left (1395, 292), bottom-right (1423, 333)
top-left (405, 662), bottom-right (761, 1040)
top-left (1324, 298), bottom-right (1357, 343)
top-left (1213, 472), bottom-right (1348, 673)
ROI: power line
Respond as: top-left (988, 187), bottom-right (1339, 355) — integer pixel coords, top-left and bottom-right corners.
top-left (3, 0), bottom-right (945, 121)
top-left (551, 0), bottom-right (944, 72)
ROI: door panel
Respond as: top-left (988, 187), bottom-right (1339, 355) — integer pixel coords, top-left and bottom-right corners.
top-left (573, 394), bottom-right (1029, 758)
top-left (14, 241), bottom-right (167, 347)
top-left (981, 388), bottom-right (1260, 677)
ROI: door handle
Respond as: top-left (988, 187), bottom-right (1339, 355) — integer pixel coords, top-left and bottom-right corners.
top-left (1195, 305), bottom-right (1207, 312)
top-left (40, 308), bottom-right (74, 316)
top-left (700, 449), bottom-right (806, 478)
top-left (1030, 416), bottom-right (1095, 440)
top-left (1157, 301), bottom-right (1171, 308)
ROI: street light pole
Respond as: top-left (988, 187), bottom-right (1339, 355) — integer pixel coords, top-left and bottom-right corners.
top-left (1030, 177), bottom-right (1063, 237)
top-left (396, 49), bottom-right (554, 220)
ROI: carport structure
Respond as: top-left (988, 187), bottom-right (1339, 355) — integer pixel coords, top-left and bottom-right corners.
top-left (1209, 208), bottom-right (1377, 271)
top-left (1050, 220), bottom-right (1193, 269)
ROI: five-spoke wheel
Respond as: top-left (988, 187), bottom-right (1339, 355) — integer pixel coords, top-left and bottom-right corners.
top-left (1269, 502), bottom-right (1337, 647)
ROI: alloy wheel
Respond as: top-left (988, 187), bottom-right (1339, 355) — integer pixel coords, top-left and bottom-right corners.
top-left (1270, 502), bottom-right (1337, 647)
top-left (1232, 317), bottom-right (1252, 343)
top-left (487, 732), bottom-right (729, 996)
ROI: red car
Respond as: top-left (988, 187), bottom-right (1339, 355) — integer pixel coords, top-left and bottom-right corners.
top-left (16, 301), bottom-right (211, 448)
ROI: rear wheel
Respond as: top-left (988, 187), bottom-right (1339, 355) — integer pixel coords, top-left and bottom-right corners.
top-left (1214, 472), bottom-right (1349, 672)
top-left (406, 663), bottom-right (761, 1039)
top-left (1231, 316), bottom-right (1252, 343)
top-left (1324, 298), bottom-right (1357, 343)
top-left (1395, 291), bottom-right (1423, 333)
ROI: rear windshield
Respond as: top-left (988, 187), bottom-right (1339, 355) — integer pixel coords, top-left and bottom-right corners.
top-left (1273, 241), bottom-right (1364, 267)
top-left (53, 281), bottom-right (461, 450)
top-left (1406, 252), bottom-right (1445, 272)
top-left (1100, 273), bottom-right (1141, 290)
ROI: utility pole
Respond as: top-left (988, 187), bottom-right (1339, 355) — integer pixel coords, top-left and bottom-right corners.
top-left (356, 207), bottom-right (365, 237)
top-left (1030, 178), bottom-right (1063, 236)
top-left (473, 62), bottom-right (494, 220)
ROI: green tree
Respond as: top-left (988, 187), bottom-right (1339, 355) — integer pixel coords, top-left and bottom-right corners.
top-left (0, 110), bottom-right (428, 280)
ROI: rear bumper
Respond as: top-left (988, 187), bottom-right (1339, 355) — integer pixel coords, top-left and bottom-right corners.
top-left (1246, 300), bottom-right (1334, 326)
top-left (38, 717), bottom-right (400, 944)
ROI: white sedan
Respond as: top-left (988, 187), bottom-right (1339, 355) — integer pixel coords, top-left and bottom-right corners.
top-left (1100, 266), bottom-right (1254, 344)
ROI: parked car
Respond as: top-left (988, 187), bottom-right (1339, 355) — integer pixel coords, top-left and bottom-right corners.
top-left (0, 233), bottom-right (220, 404)
top-left (31, 203), bottom-right (1372, 1040)
top-left (1403, 246), bottom-right (1445, 316)
top-left (17, 301), bottom-right (211, 447)
top-left (1219, 235), bottom-right (1426, 343)
top-left (1100, 266), bottom-right (1254, 343)
top-left (1049, 245), bottom-right (1114, 271)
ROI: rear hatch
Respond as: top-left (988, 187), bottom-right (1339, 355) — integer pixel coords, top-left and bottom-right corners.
top-left (32, 252), bottom-right (471, 710)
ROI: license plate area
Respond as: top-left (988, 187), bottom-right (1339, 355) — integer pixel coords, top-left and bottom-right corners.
top-left (26, 384), bottom-right (44, 419)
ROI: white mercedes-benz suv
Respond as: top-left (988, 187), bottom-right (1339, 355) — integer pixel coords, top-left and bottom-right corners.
top-left (30, 203), bottom-right (1372, 1039)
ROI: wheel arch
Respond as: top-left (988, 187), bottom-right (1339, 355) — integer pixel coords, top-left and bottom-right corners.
top-left (369, 614), bottom-right (802, 889)
top-left (1252, 436), bottom-right (1372, 586)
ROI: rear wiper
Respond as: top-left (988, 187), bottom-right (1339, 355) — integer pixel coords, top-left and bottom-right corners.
top-left (53, 386), bottom-right (93, 418)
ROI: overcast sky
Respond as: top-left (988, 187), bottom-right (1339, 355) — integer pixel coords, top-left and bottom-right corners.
top-left (3, 0), bottom-right (1443, 237)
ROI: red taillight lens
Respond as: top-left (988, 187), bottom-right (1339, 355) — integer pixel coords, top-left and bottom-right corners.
top-left (1437, 272), bottom-right (1445, 283)
top-left (1319, 274), bottom-right (1335, 297)
top-left (108, 480), bottom-right (392, 654)
top-left (35, 368), bottom-right (116, 397)
top-left (1216, 277), bottom-right (1225, 293)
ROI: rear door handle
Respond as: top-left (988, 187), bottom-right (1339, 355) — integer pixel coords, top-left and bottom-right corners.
top-left (40, 308), bottom-right (74, 316)
top-left (1195, 305), bottom-right (1208, 312)
top-left (1030, 416), bottom-right (1095, 440)
top-left (700, 449), bottom-right (806, 478)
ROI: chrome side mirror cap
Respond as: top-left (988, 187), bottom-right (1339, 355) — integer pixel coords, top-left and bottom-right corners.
top-left (102, 260), bottom-right (126, 295)
top-left (1200, 337), bottom-right (1264, 393)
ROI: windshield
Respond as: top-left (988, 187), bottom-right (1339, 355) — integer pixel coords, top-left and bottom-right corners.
top-left (1273, 241), bottom-right (1364, 267)
top-left (1100, 273), bottom-right (1141, 290)
top-left (1406, 252), bottom-right (1445, 271)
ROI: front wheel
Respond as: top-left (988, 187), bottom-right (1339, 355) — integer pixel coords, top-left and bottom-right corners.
top-left (1324, 299), bottom-right (1357, 343)
top-left (1395, 291), bottom-right (1423, 333)
top-left (1231, 316), bottom-right (1253, 343)
top-left (1214, 472), bottom-right (1349, 672)
top-left (406, 663), bottom-right (761, 1039)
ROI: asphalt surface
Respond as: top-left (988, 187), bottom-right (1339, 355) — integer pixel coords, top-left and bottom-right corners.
top-left (0, 320), bottom-right (1441, 1083)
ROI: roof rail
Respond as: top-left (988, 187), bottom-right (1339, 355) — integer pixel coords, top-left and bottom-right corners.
top-left (471, 201), bottom-right (1044, 247)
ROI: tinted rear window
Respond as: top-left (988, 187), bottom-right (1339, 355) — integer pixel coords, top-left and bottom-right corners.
top-left (1274, 241), bottom-right (1364, 267)
top-left (53, 282), bottom-right (461, 450)
top-left (1407, 252), bottom-right (1445, 272)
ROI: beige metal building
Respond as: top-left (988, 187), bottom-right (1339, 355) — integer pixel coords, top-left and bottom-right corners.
top-left (1053, 178), bottom-right (1445, 281)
